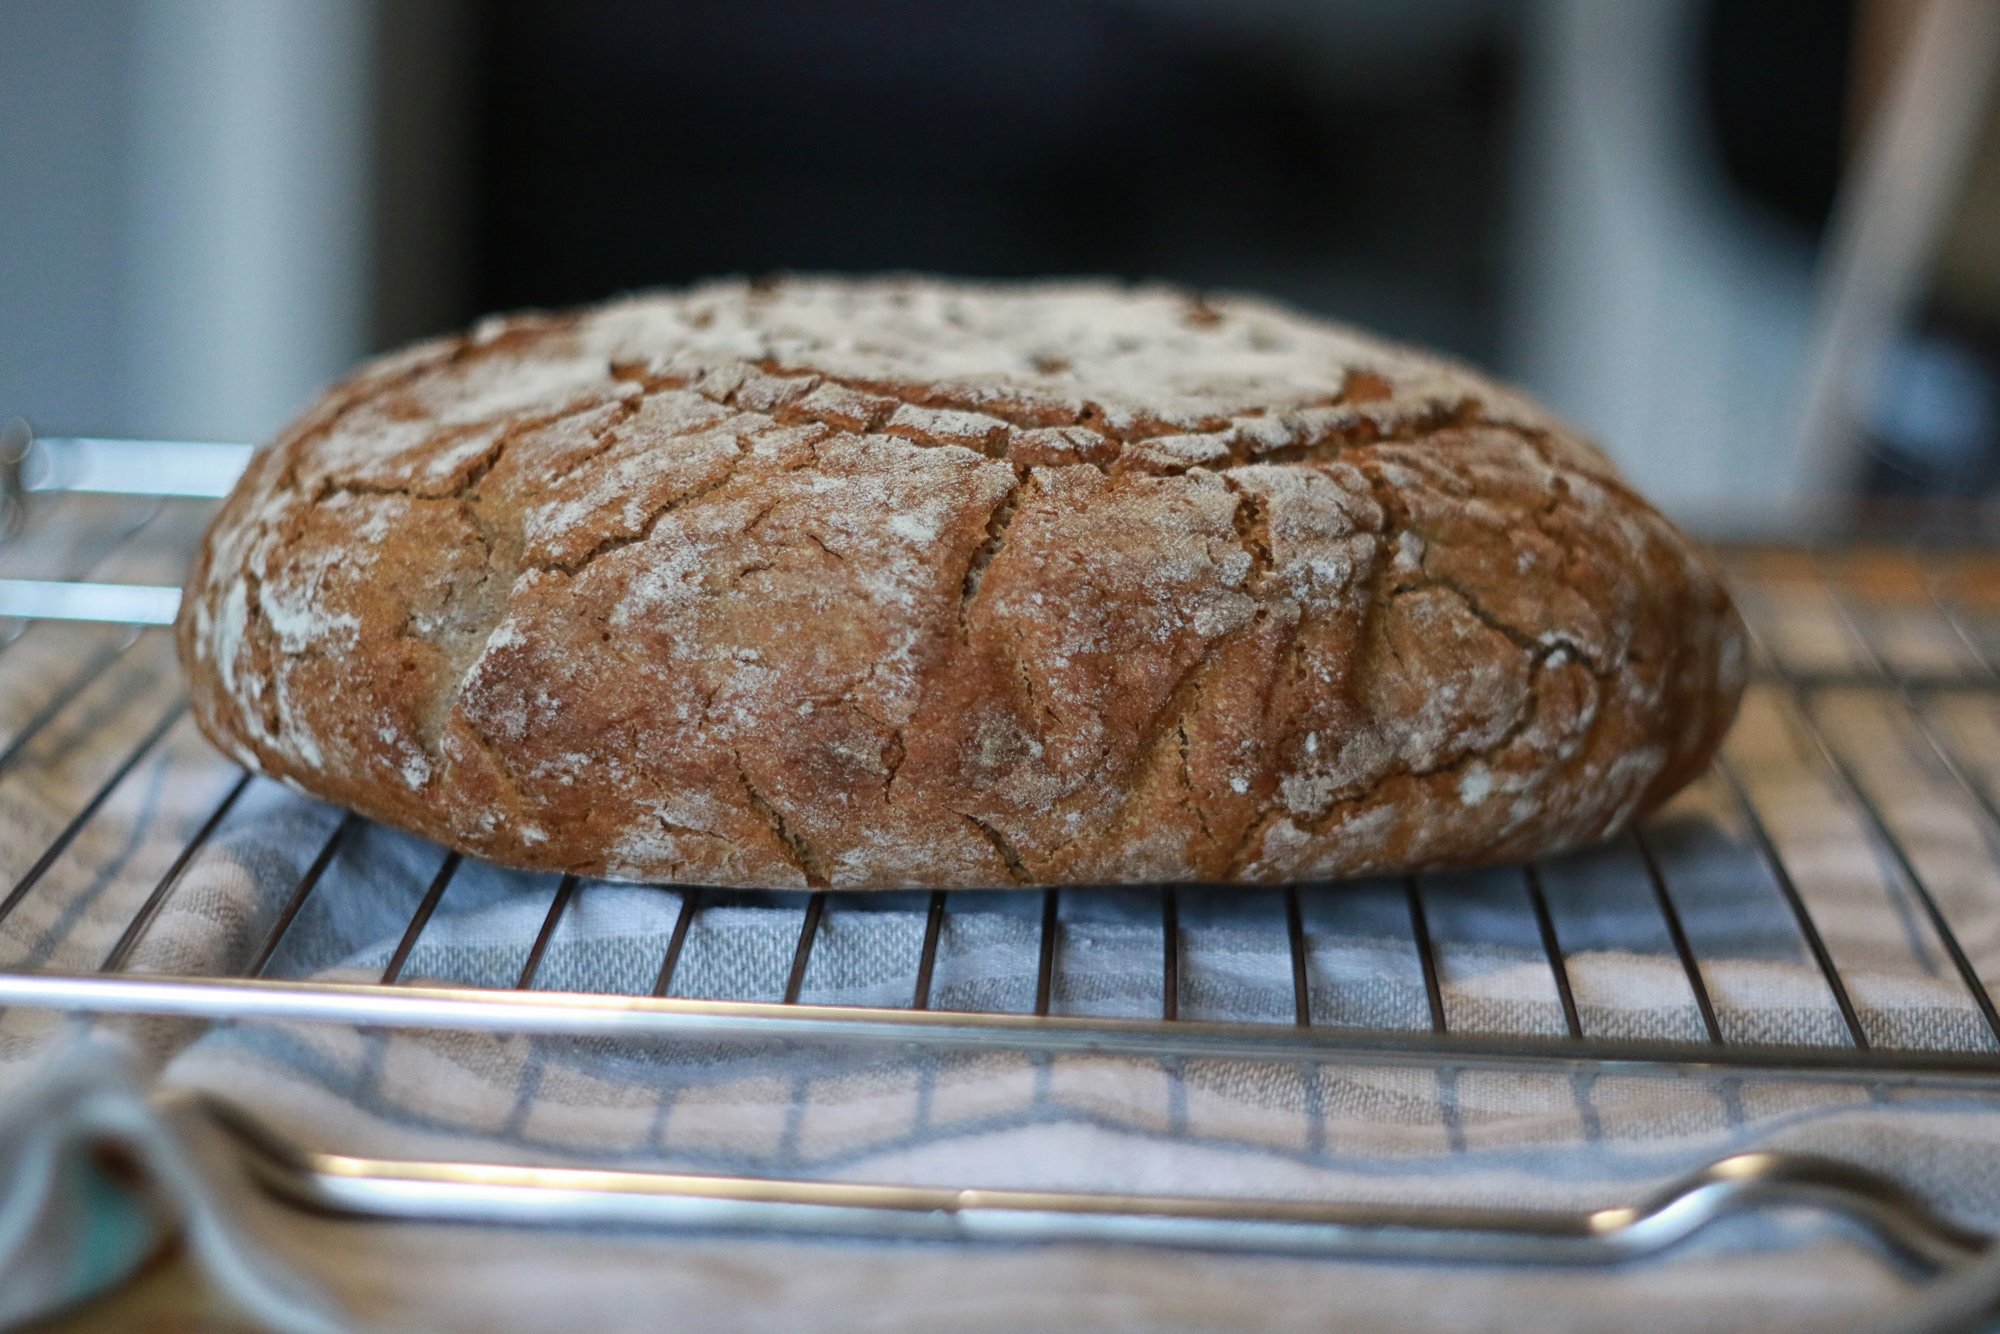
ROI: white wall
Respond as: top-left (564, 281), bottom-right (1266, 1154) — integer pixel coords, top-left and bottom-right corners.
top-left (1, 0), bottom-right (377, 443)
top-left (0, 1), bottom-right (137, 435)
top-left (1506, 0), bottom-right (1822, 534)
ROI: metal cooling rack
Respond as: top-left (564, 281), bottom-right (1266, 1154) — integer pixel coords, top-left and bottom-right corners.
top-left (8, 428), bottom-right (2000, 1276)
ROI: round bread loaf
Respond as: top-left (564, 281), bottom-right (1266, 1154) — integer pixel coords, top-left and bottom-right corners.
top-left (177, 276), bottom-right (1746, 889)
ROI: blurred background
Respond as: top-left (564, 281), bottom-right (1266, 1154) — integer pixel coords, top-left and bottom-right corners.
top-left (4, 0), bottom-right (1999, 533)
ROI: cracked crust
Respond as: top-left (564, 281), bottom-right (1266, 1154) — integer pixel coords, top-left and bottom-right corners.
top-left (176, 276), bottom-right (1747, 888)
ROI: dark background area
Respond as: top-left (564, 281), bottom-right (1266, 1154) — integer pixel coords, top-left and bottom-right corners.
top-left (466, 0), bottom-right (1516, 361)
top-left (8, 0), bottom-right (1999, 525)
top-left (463, 0), bottom-right (1851, 372)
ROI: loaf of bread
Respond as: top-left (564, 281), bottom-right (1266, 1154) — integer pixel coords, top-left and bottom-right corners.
top-left (177, 277), bottom-right (1746, 889)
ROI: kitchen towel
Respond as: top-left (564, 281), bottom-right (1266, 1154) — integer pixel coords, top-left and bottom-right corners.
top-left (6, 546), bottom-right (2000, 1328)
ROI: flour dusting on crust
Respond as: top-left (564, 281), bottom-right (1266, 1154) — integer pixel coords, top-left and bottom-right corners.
top-left (176, 276), bottom-right (1745, 888)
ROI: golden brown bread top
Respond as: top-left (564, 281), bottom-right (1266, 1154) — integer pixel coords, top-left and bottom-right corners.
top-left (177, 276), bottom-right (1746, 888)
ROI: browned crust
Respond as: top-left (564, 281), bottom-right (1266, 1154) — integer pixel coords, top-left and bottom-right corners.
top-left (175, 277), bottom-right (1747, 888)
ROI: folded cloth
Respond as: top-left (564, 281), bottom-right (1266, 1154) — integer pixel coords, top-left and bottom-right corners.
top-left (2, 1026), bottom-right (1997, 1334)
top-left (0, 1042), bottom-right (340, 1333)
top-left (7, 665), bottom-right (2000, 1329)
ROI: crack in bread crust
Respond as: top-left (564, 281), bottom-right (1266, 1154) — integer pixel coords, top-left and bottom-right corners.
top-left (733, 752), bottom-right (828, 889)
top-left (959, 812), bottom-right (1033, 885)
top-left (176, 276), bottom-right (1747, 890)
top-left (956, 472), bottom-right (1027, 640)
top-left (532, 450), bottom-right (749, 577)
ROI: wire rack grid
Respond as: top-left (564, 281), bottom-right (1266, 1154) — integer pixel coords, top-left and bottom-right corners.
top-left (10, 434), bottom-right (2000, 1267)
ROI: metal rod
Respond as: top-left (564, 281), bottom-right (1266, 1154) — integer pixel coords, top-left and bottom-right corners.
top-left (18, 436), bottom-right (254, 499)
top-left (1772, 666), bottom-right (1973, 691)
top-left (1284, 887), bottom-right (1310, 1028)
top-left (1631, 827), bottom-right (1725, 1044)
top-left (783, 893), bottom-right (826, 1005)
top-left (911, 891), bottom-right (946, 1011)
top-left (249, 815), bottom-right (355, 978)
top-left (1715, 757), bottom-right (1871, 1048)
top-left (16, 970), bottom-right (2000, 1086)
top-left (1525, 866), bottom-right (1583, 1040)
top-left (1159, 889), bottom-right (1180, 1022)
top-left (1405, 876), bottom-right (1447, 1035)
top-left (1033, 889), bottom-right (1059, 1018)
top-left (99, 771), bottom-right (252, 972)
top-left (1892, 688), bottom-right (2000, 858)
top-left (1784, 685), bottom-right (2000, 1046)
top-left (516, 876), bottom-right (580, 990)
top-left (1840, 556), bottom-right (2000, 888)
top-left (0, 579), bottom-right (181, 626)
top-left (1818, 547), bottom-right (1980, 701)
top-left (1802, 549), bottom-right (1897, 684)
top-left (0, 633), bottom-right (140, 779)
top-left (1772, 561), bottom-right (2000, 1045)
top-left (198, 1095), bottom-right (1982, 1270)
top-left (0, 702), bottom-right (186, 928)
top-left (651, 889), bottom-right (701, 998)
top-left (379, 854), bottom-right (463, 986)
top-left (1914, 548), bottom-right (2000, 680)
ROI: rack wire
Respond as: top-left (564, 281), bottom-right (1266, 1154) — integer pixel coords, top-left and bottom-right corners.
top-left (9, 434), bottom-right (2000, 1267)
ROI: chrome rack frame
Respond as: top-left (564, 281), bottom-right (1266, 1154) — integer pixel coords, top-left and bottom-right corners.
top-left (188, 1092), bottom-right (1988, 1269)
top-left (5, 425), bottom-right (2000, 1279)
